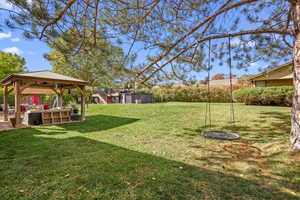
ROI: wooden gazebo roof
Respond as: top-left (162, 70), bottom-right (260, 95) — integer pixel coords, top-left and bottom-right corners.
top-left (1, 70), bottom-right (88, 86)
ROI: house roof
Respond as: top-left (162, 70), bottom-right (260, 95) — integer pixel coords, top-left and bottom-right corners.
top-left (108, 93), bottom-right (120, 97)
top-left (154, 78), bottom-right (239, 88)
top-left (208, 78), bottom-right (239, 86)
top-left (197, 78), bottom-right (239, 87)
top-left (1, 70), bottom-right (88, 85)
top-left (248, 62), bottom-right (293, 81)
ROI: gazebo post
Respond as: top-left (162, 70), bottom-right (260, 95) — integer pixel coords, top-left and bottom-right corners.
top-left (3, 85), bottom-right (8, 121)
top-left (14, 81), bottom-right (21, 127)
top-left (57, 88), bottom-right (64, 107)
top-left (81, 86), bottom-right (85, 121)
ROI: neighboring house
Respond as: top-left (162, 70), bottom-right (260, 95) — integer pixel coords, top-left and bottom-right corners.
top-left (196, 78), bottom-right (239, 87)
top-left (249, 62), bottom-right (293, 87)
top-left (92, 88), bottom-right (120, 104)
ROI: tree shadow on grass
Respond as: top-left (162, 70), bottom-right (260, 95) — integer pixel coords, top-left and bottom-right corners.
top-left (209, 111), bottom-right (291, 143)
top-left (0, 128), bottom-right (299, 199)
top-left (179, 110), bottom-right (299, 196)
top-left (239, 111), bottom-right (291, 143)
top-left (47, 114), bottom-right (140, 134)
top-left (259, 111), bottom-right (291, 132)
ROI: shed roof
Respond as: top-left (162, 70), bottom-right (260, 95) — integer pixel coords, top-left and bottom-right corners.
top-left (1, 70), bottom-right (88, 85)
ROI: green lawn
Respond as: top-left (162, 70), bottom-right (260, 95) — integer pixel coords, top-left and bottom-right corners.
top-left (0, 103), bottom-right (299, 199)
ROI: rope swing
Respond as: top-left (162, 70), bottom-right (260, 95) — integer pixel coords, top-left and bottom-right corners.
top-left (202, 37), bottom-right (239, 140)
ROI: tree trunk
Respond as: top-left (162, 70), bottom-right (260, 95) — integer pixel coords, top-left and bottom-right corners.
top-left (291, 2), bottom-right (300, 149)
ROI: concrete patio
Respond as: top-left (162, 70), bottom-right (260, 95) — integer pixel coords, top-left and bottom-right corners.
top-left (0, 121), bottom-right (13, 131)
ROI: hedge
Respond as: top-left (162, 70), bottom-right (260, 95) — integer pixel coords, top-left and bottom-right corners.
top-left (149, 86), bottom-right (235, 103)
top-left (233, 86), bottom-right (293, 106)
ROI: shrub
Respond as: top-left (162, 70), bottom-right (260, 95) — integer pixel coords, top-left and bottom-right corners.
top-left (233, 86), bottom-right (293, 106)
top-left (151, 86), bottom-right (235, 103)
top-left (0, 88), bottom-right (15, 106)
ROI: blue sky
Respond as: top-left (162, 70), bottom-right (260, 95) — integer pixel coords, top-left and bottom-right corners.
top-left (0, 0), bottom-right (52, 71)
top-left (0, 30), bottom-right (52, 71)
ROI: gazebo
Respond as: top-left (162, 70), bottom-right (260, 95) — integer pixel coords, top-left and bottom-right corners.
top-left (1, 71), bottom-right (88, 127)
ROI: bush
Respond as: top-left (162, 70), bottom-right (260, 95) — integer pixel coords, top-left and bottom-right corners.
top-left (151, 86), bottom-right (235, 103)
top-left (233, 86), bottom-right (293, 106)
top-left (0, 88), bottom-right (15, 106)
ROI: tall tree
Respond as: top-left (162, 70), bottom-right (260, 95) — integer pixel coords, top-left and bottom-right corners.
top-left (45, 32), bottom-right (129, 88)
top-left (0, 52), bottom-right (25, 80)
top-left (3, 0), bottom-right (300, 149)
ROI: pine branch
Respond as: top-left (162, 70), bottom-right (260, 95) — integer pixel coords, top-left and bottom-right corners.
top-left (140, 0), bottom-right (160, 21)
top-left (190, 0), bottom-right (233, 63)
top-left (136, 0), bottom-right (258, 77)
top-left (283, 5), bottom-right (293, 48)
top-left (0, 8), bottom-right (22, 16)
top-left (81, 0), bottom-right (96, 8)
top-left (40, 0), bottom-right (78, 39)
top-left (170, 62), bottom-right (185, 80)
top-left (140, 29), bottom-right (292, 83)
top-left (94, 0), bottom-right (100, 47)
top-left (123, 0), bottom-right (161, 66)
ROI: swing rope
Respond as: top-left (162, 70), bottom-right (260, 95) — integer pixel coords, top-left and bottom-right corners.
top-left (228, 36), bottom-right (235, 123)
top-left (204, 39), bottom-right (212, 128)
top-left (204, 37), bottom-right (235, 127)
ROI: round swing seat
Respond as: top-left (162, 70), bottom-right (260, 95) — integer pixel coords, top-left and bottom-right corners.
top-left (202, 130), bottom-right (240, 140)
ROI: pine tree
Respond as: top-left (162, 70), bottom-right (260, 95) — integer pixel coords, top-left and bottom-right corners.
top-left (45, 30), bottom-right (128, 88)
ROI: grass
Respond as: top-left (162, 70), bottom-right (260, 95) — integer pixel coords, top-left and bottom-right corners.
top-left (0, 102), bottom-right (299, 199)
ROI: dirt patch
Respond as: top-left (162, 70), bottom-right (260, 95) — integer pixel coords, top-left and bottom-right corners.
top-left (290, 151), bottom-right (300, 162)
top-left (223, 142), bottom-right (262, 159)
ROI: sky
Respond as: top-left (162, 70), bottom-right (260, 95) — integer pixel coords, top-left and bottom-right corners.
top-left (0, 0), bottom-right (52, 71)
top-left (0, 30), bottom-right (52, 71)
top-left (0, 0), bottom-right (291, 81)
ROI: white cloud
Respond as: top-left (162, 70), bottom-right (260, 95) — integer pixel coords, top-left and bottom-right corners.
top-left (0, 0), bottom-right (12, 9)
top-left (3, 47), bottom-right (23, 55)
top-left (230, 38), bottom-right (255, 48)
top-left (11, 37), bottom-right (20, 42)
top-left (247, 41), bottom-right (255, 48)
top-left (0, 0), bottom-right (32, 10)
top-left (230, 38), bottom-right (241, 48)
top-left (0, 32), bottom-right (11, 39)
